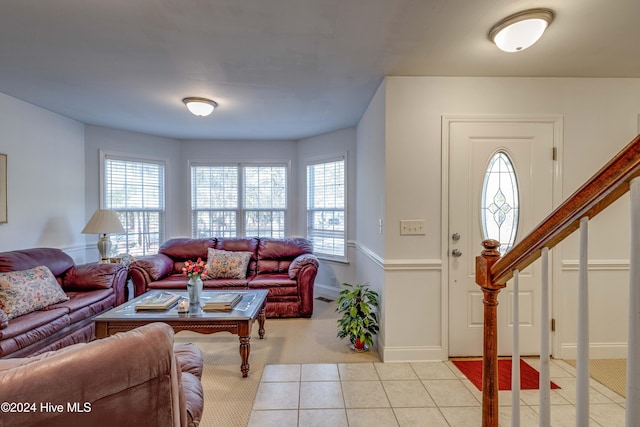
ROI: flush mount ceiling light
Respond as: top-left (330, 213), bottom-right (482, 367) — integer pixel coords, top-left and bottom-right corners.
top-left (182, 97), bottom-right (218, 117)
top-left (488, 8), bottom-right (554, 52)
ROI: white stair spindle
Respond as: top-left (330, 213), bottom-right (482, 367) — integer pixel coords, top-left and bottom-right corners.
top-left (539, 247), bottom-right (551, 427)
top-left (576, 217), bottom-right (589, 426)
top-left (512, 269), bottom-right (520, 427)
top-left (627, 177), bottom-right (640, 426)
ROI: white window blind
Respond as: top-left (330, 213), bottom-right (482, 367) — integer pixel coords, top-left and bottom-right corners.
top-left (307, 157), bottom-right (346, 258)
top-left (191, 164), bottom-right (287, 238)
top-left (104, 156), bottom-right (165, 256)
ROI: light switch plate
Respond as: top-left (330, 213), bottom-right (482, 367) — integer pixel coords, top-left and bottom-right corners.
top-left (400, 220), bottom-right (425, 235)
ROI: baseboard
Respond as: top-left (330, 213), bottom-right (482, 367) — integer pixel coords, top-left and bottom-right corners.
top-left (559, 342), bottom-right (628, 359)
top-left (379, 344), bottom-right (446, 362)
top-left (314, 283), bottom-right (340, 299)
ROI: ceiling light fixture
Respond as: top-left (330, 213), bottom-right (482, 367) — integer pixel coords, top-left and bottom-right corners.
top-left (182, 97), bottom-right (218, 117)
top-left (488, 8), bottom-right (554, 52)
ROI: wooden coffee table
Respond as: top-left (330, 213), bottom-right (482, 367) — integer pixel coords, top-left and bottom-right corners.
top-left (94, 289), bottom-right (268, 377)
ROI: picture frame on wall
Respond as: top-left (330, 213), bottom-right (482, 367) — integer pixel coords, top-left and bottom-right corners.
top-left (0, 153), bottom-right (6, 223)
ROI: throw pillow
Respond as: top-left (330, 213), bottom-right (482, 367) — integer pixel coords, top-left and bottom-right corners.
top-left (204, 248), bottom-right (252, 279)
top-left (0, 265), bottom-right (69, 319)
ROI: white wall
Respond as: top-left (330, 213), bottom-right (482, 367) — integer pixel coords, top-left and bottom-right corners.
top-left (84, 125), bottom-right (182, 257)
top-left (355, 81), bottom-right (388, 352)
top-left (0, 93), bottom-right (86, 259)
top-left (377, 76), bottom-right (640, 361)
top-left (297, 127), bottom-right (357, 297)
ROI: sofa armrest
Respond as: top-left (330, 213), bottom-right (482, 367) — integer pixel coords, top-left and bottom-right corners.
top-left (129, 254), bottom-right (174, 297)
top-left (288, 254), bottom-right (319, 279)
top-left (63, 263), bottom-right (129, 306)
top-left (289, 254), bottom-right (318, 317)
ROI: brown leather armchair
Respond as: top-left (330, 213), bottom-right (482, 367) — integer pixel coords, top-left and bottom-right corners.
top-left (0, 323), bottom-right (204, 426)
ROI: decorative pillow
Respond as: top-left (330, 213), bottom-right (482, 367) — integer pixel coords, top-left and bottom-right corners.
top-left (204, 248), bottom-right (252, 279)
top-left (0, 266), bottom-right (69, 319)
top-left (0, 308), bottom-right (8, 329)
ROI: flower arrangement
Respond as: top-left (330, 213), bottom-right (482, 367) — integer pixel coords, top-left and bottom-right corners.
top-left (182, 257), bottom-right (209, 278)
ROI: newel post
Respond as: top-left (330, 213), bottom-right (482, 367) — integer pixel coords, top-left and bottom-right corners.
top-left (475, 239), bottom-right (505, 427)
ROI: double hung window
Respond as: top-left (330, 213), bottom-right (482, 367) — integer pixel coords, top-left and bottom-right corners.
top-left (306, 157), bottom-right (346, 259)
top-left (191, 164), bottom-right (287, 238)
top-left (103, 154), bottom-right (165, 256)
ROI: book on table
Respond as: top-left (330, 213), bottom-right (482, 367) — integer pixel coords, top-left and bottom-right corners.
top-left (201, 292), bottom-right (243, 312)
top-left (135, 292), bottom-right (181, 311)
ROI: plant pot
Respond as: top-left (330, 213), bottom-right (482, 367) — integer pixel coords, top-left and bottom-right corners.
top-left (351, 338), bottom-right (369, 352)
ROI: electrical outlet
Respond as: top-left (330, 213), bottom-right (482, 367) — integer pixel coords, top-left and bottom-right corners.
top-left (400, 219), bottom-right (426, 235)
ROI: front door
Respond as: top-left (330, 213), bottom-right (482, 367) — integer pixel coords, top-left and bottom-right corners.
top-left (447, 118), bottom-right (557, 356)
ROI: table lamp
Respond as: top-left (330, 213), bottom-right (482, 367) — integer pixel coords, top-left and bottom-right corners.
top-left (82, 209), bottom-right (125, 262)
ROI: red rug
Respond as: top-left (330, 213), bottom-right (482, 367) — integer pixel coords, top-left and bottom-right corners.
top-left (452, 359), bottom-right (560, 391)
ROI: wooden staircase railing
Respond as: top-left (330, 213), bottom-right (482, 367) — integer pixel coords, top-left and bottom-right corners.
top-left (475, 134), bottom-right (640, 427)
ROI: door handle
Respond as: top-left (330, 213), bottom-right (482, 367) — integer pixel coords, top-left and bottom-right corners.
top-left (451, 249), bottom-right (462, 257)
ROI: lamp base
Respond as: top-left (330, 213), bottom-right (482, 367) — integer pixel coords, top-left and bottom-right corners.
top-left (96, 235), bottom-right (112, 262)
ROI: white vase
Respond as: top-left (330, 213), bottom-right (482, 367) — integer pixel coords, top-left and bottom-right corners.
top-left (187, 276), bottom-right (203, 306)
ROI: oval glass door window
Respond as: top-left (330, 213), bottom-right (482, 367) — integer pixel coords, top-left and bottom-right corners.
top-left (481, 151), bottom-right (519, 254)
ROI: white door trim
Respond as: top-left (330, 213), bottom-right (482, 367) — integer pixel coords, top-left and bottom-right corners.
top-left (441, 114), bottom-right (564, 358)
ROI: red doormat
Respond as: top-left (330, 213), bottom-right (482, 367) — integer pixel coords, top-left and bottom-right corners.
top-left (452, 359), bottom-right (560, 391)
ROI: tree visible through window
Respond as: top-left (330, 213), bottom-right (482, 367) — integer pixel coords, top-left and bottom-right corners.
top-left (307, 157), bottom-right (346, 258)
top-left (191, 164), bottom-right (287, 238)
top-left (104, 155), bottom-right (165, 256)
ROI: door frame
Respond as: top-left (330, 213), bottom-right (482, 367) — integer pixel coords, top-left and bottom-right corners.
top-left (441, 115), bottom-right (564, 358)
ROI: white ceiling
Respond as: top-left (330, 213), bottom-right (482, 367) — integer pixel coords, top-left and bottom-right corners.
top-left (1, 0), bottom-right (639, 140)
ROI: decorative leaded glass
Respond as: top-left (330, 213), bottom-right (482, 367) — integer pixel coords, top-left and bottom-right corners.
top-left (481, 151), bottom-right (519, 254)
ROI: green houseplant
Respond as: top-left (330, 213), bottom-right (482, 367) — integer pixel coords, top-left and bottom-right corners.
top-left (336, 283), bottom-right (379, 351)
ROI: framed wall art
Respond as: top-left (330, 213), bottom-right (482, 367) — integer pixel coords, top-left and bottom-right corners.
top-left (0, 154), bottom-right (6, 223)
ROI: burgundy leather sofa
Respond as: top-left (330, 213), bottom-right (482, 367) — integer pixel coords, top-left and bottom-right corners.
top-left (0, 322), bottom-right (204, 426)
top-left (0, 248), bottom-right (128, 358)
top-left (129, 237), bottom-right (319, 318)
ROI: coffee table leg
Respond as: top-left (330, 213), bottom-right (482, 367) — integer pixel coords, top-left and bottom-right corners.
top-left (239, 335), bottom-right (251, 377)
top-left (258, 307), bottom-right (266, 339)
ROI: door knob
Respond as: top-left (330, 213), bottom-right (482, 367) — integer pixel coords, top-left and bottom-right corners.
top-left (451, 249), bottom-right (462, 257)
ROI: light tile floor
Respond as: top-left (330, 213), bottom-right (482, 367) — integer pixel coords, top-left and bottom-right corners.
top-left (248, 359), bottom-right (626, 426)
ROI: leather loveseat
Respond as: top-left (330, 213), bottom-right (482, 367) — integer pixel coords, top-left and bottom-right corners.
top-left (129, 237), bottom-right (319, 318)
top-left (0, 322), bottom-right (204, 427)
top-left (0, 248), bottom-right (128, 358)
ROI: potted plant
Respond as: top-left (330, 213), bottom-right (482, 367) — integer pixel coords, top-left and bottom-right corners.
top-left (336, 282), bottom-right (379, 351)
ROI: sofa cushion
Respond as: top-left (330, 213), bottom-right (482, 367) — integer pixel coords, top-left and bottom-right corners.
top-left (174, 342), bottom-right (203, 379)
top-left (204, 248), bottom-right (252, 279)
top-left (0, 248), bottom-right (75, 277)
top-left (0, 266), bottom-right (69, 319)
top-left (63, 263), bottom-right (123, 291)
top-left (0, 308), bottom-right (70, 356)
top-left (45, 289), bottom-right (115, 324)
top-left (256, 238), bottom-right (314, 274)
top-left (160, 238), bottom-right (216, 260)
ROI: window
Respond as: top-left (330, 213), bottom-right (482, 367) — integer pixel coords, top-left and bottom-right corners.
top-left (191, 164), bottom-right (287, 238)
top-left (481, 151), bottom-right (519, 255)
top-left (104, 155), bottom-right (165, 256)
top-left (307, 157), bottom-right (346, 258)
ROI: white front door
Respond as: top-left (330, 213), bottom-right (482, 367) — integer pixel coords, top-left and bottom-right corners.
top-left (447, 118), bottom-right (557, 357)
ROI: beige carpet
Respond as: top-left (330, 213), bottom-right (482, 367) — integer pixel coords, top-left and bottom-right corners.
top-left (564, 359), bottom-right (627, 397)
top-left (174, 298), bottom-right (381, 427)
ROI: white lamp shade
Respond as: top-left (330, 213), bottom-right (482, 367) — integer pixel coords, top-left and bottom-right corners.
top-left (489, 9), bottom-right (554, 53)
top-left (82, 210), bottom-right (125, 235)
top-left (183, 97), bottom-right (217, 117)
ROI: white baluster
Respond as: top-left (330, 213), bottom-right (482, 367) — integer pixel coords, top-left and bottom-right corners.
top-left (627, 177), bottom-right (640, 426)
top-left (539, 247), bottom-right (550, 427)
top-left (512, 269), bottom-right (520, 427)
top-left (576, 217), bottom-right (589, 426)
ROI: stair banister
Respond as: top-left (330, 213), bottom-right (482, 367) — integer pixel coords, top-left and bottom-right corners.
top-left (475, 134), bottom-right (640, 427)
